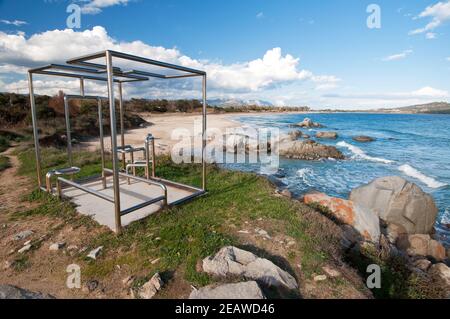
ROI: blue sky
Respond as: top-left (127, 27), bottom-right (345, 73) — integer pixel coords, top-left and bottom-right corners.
top-left (0, 0), bottom-right (449, 109)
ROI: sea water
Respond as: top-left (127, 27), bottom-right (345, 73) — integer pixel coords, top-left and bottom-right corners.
top-left (224, 113), bottom-right (450, 247)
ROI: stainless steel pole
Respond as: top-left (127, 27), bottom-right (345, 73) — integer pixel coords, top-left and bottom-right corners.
top-left (98, 99), bottom-right (106, 189)
top-left (28, 72), bottom-right (43, 188)
top-left (63, 96), bottom-right (73, 167)
top-left (106, 51), bottom-right (122, 234)
top-left (118, 82), bottom-right (126, 169)
top-left (80, 77), bottom-right (85, 96)
top-left (202, 75), bottom-right (207, 191)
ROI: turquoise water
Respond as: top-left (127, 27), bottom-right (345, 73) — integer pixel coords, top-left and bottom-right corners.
top-left (225, 113), bottom-right (450, 247)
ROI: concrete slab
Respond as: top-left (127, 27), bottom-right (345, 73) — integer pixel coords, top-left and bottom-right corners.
top-left (61, 176), bottom-right (196, 230)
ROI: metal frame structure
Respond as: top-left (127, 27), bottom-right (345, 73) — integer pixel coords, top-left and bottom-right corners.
top-left (28, 50), bottom-right (208, 234)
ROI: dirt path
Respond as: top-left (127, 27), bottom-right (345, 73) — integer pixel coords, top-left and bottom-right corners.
top-left (0, 146), bottom-right (35, 222)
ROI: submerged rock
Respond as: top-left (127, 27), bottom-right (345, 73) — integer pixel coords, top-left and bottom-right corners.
top-left (189, 281), bottom-right (265, 299)
top-left (315, 131), bottom-right (338, 139)
top-left (202, 246), bottom-right (298, 290)
top-left (294, 118), bottom-right (323, 128)
top-left (350, 176), bottom-right (438, 234)
top-left (278, 140), bottom-right (345, 160)
top-left (352, 136), bottom-right (375, 143)
top-left (303, 192), bottom-right (380, 243)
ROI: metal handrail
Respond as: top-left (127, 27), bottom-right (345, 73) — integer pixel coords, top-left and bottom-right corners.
top-left (103, 168), bottom-right (168, 207)
top-left (56, 177), bottom-right (114, 203)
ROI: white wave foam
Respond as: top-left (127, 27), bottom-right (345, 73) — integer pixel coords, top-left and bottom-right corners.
top-left (336, 141), bottom-right (394, 164)
top-left (297, 168), bottom-right (314, 186)
top-left (398, 164), bottom-right (447, 189)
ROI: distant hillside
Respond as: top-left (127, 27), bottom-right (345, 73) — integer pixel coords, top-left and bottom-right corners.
top-left (208, 98), bottom-right (274, 107)
top-left (378, 102), bottom-right (450, 114)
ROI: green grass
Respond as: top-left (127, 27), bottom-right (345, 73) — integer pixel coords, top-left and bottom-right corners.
top-left (14, 145), bottom-right (444, 299)
top-left (14, 146), bottom-right (331, 288)
top-left (0, 156), bottom-right (10, 172)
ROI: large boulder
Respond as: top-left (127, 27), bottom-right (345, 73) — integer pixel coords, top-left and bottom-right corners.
top-left (202, 246), bottom-right (298, 290)
top-left (0, 285), bottom-right (54, 299)
top-left (278, 140), bottom-right (345, 160)
top-left (316, 131), bottom-right (338, 139)
top-left (396, 234), bottom-right (446, 261)
top-left (304, 193), bottom-right (380, 243)
top-left (349, 176), bottom-right (438, 234)
top-left (288, 130), bottom-right (303, 140)
top-left (428, 263), bottom-right (450, 288)
top-left (189, 281), bottom-right (265, 299)
top-left (294, 118), bottom-right (323, 128)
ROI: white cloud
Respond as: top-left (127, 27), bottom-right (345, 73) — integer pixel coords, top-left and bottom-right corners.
top-left (0, 64), bottom-right (28, 74)
top-left (425, 32), bottom-right (437, 39)
top-left (0, 26), bottom-right (340, 97)
top-left (311, 75), bottom-right (341, 90)
top-left (446, 57), bottom-right (450, 61)
top-left (78, 0), bottom-right (132, 15)
top-left (411, 86), bottom-right (448, 97)
top-left (0, 19), bottom-right (27, 26)
top-left (256, 12), bottom-right (264, 19)
top-left (409, 1), bottom-right (450, 35)
top-left (320, 86), bottom-right (449, 109)
top-left (382, 49), bottom-right (413, 61)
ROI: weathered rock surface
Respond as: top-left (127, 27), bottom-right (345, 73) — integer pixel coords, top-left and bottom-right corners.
top-left (316, 131), bottom-right (338, 139)
top-left (397, 234), bottom-right (446, 261)
top-left (294, 118), bottom-right (323, 128)
top-left (288, 130), bottom-right (302, 140)
top-left (350, 176), bottom-right (438, 234)
top-left (189, 281), bottom-right (265, 299)
top-left (87, 246), bottom-right (103, 260)
top-left (304, 192), bottom-right (380, 242)
top-left (13, 230), bottom-right (33, 241)
top-left (0, 285), bottom-right (54, 299)
top-left (278, 140), bottom-right (345, 160)
top-left (412, 259), bottom-right (431, 271)
top-left (202, 246), bottom-right (298, 290)
top-left (385, 223), bottom-right (407, 245)
top-left (49, 242), bottom-right (66, 251)
top-left (352, 136), bottom-right (375, 143)
top-left (135, 273), bottom-right (163, 299)
top-left (428, 263), bottom-right (450, 288)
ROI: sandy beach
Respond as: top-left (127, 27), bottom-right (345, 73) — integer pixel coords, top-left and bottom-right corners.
top-left (82, 112), bottom-right (244, 155)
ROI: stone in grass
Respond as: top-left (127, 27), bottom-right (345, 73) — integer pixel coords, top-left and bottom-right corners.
top-left (0, 285), bottom-right (54, 299)
top-left (87, 246), bottom-right (103, 260)
top-left (49, 242), bottom-right (66, 251)
top-left (135, 273), bottom-right (164, 299)
top-left (202, 246), bottom-right (298, 290)
top-left (190, 281), bottom-right (265, 299)
top-left (18, 245), bottom-right (32, 254)
top-left (313, 275), bottom-right (327, 282)
top-left (322, 266), bottom-right (341, 278)
top-left (13, 230), bottom-right (34, 241)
